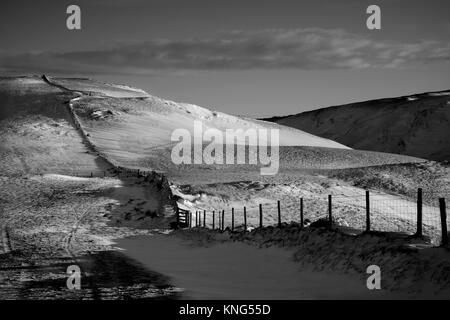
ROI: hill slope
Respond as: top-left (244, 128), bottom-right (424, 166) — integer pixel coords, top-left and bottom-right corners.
top-left (50, 77), bottom-right (422, 182)
top-left (0, 76), bottom-right (112, 176)
top-left (0, 75), bottom-right (424, 181)
top-left (265, 91), bottom-right (450, 161)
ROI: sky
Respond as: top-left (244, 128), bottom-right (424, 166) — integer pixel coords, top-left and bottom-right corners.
top-left (1, 0), bottom-right (449, 117)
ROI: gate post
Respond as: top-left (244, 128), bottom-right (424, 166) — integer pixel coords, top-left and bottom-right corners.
top-left (366, 190), bottom-right (370, 232)
top-left (416, 188), bottom-right (423, 237)
top-left (439, 198), bottom-right (448, 246)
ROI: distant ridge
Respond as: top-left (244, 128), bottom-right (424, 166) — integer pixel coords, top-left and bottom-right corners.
top-left (263, 90), bottom-right (450, 161)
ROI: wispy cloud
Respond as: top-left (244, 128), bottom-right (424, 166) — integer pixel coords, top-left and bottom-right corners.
top-left (1, 28), bottom-right (449, 75)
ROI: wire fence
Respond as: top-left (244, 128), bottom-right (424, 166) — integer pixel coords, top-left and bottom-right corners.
top-left (177, 188), bottom-right (449, 246)
top-left (72, 168), bottom-right (155, 178)
top-left (68, 167), bottom-right (449, 246)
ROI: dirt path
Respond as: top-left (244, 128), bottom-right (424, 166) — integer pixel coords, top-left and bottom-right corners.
top-left (116, 234), bottom-right (412, 300)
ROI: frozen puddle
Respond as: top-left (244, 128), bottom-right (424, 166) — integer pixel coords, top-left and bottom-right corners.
top-left (117, 234), bottom-right (410, 299)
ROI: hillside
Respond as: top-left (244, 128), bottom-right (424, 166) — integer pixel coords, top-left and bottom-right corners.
top-left (53, 77), bottom-right (423, 183)
top-left (264, 90), bottom-right (450, 161)
top-left (0, 75), bottom-right (425, 181)
top-left (0, 76), bottom-right (112, 176)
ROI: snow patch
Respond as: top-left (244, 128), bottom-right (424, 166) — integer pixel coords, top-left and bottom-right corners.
top-left (427, 92), bottom-right (450, 96)
top-left (17, 78), bottom-right (45, 84)
top-left (39, 174), bottom-right (93, 181)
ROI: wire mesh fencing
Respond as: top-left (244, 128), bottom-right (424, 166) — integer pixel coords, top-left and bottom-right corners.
top-left (179, 189), bottom-right (449, 246)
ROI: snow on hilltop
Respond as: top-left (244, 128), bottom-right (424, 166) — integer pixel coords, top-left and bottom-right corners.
top-left (264, 90), bottom-right (450, 161)
top-left (44, 76), bottom-right (350, 150)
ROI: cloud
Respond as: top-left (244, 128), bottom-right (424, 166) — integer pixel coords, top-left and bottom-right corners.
top-left (1, 28), bottom-right (449, 75)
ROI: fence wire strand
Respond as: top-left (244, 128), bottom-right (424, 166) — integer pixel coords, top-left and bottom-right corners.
top-left (181, 191), bottom-right (449, 246)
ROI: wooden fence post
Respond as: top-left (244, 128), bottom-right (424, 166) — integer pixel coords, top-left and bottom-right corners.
top-left (277, 200), bottom-right (281, 228)
top-left (203, 210), bottom-right (206, 228)
top-left (212, 211), bottom-right (215, 229)
top-left (365, 190), bottom-right (370, 232)
top-left (90, 172), bottom-right (93, 178)
top-left (176, 207), bottom-right (180, 226)
top-left (221, 210), bottom-right (225, 231)
top-left (244, 206), bottom-right (247, 231)
top-left (300, 198), bottom-right (304, 228)
top-left (1, 226), bottom-right (11, 253)
top-left (259, 204), bottom-right (263, 228)
top-left (231, 208), bottom-right (235, 232)
top-left (416, 188), bottom-right (423, 237)
top-left (328, 195), bottom-right (332, 229)
top-left (439, 198), bottom-right (448, 246)
top-left (196, 211), bottom-right (198, 227)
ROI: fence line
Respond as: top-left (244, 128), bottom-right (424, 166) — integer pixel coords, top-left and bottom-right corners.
top-left (176, 189), bottom-right (449, 246)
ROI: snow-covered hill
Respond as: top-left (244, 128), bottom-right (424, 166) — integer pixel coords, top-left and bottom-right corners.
top-left (0, 76), bottom-right (111, 175)
top-left (0, 75), bottom-right (423, 180)
top-left (46, 77), bottom-right (349, 149)
top-left (265, 90), bottom-right (450, 161)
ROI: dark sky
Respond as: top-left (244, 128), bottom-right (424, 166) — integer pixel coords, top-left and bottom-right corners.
top-left (1, 0), bottom-right (449, 116)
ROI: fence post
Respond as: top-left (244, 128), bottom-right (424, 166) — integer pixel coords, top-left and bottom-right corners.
top-left (222, 210), bottom-right (225, 231)
top-left (277, 200), bottom-right (282, 228)
top-left (90, 172), bottom-right (93, 178)
top-left (231, 208), bottom-right (235, 232)
top-left (203, 210), bottom-right (206, 228)
top-left (416, 188), bottom-right (423, 237)
top-left (439, 198), bottom-right (448, 246)
top-left (328, 195), bottom-right (332, 229)
top-left (176, 207), bottom-right (180, 227)
top-left (365, 190), bottom-right (370, 232)
top-left (196, 211), bottom-right (199, 227)
top-left (2, 226), bottom-right (11, 253)
top-left (244, 206), bottom-right (247, 231)
top-left (300, 198), bottom-right (304, 228)
top-left (259, 204), bottom-right (263, 228)
top-left (212, 211), bottom-right (215, 229)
